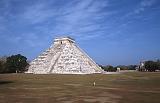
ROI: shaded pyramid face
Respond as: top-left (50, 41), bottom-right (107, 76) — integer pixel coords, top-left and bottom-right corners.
top-left (27, 37), bottom-right (103, 74)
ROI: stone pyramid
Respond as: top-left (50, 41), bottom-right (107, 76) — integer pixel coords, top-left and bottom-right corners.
top-left (27, 37), bottom-right (103, 74)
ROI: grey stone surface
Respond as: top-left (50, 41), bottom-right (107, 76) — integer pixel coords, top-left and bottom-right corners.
top-left (26, 37), bottom-right (103, 74)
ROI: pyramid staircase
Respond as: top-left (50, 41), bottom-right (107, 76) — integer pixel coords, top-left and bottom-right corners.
top-left (27, 37), bottom-right (103, 74)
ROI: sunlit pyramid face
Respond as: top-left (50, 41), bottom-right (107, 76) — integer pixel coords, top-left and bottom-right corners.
top-left (27, 36), bottom-right (103, 74)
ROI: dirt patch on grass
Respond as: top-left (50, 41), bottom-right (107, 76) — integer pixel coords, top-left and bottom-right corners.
top-left (64, 83), bottom-right (82, 87)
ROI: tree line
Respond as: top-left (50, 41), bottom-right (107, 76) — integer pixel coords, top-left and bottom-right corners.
top-left (99, 65), bottom-right (137, 72)
top-left (0, 54), bottom-right (160, 73)
top-left (100, 59), bottom-right (160, 72)
top-left (0, 54), bottom-right (29, 73)
top-left (141, 60), bottom-right (160, 72)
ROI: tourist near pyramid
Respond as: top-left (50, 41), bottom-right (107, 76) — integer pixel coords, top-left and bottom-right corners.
top-left (27, 37), bottom-right (103, 74)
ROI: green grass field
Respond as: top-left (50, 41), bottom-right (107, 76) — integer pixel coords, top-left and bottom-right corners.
top-left (0, 72), bottom-right (160, 103)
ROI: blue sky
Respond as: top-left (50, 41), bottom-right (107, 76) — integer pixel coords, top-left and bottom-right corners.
top-left (0, 0), bottom-right (160, 66)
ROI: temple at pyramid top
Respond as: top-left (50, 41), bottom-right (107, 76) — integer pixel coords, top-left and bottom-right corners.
top-left (54, 36), bottom-right (75, 44)
top-left (27, 36), bottom-right (103, 74)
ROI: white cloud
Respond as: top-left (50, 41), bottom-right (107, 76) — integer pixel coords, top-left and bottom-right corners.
top-left (117, 0), bottom-right (157, 35)
top-left (78, 34), bottom-right (100, 41)
top-left (22, 33), bottom-right (47, 47)
top-left (21, 3), bottom-right (56, 24)
top-left (124, 0), bottom-right (156, 18)
top-left (19, 0), bottom-right (110, 41)
top-left (134, 0), bottom-right (156, 14)
top-left (50, 0), bottom-right (109, 40)
top-left (0, 0), bottom-right (114, 46)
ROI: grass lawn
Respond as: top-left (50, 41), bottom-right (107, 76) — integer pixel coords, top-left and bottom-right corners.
top-left (0, 72), bottom-right (160, 103)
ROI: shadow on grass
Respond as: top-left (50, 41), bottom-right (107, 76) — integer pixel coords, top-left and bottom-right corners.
top-left (0, 81), bottom-right (14, 85)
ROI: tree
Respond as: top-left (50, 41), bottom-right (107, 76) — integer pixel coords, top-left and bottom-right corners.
top-left (0, 56), bottom-right (7, 73)
top-left (117, 65), bottom-right (128, 70)
top-left (157, 59), bottom-right (160, 70)
top-left (127, 65), bottom-right (137, 70)
top-left (102, 65), bottom-right (117, 72)
top-left (0, 60), bottom-right (4, 73)
top-left (144, 61), bottom-right (158, 72)
top-left (5, 54), bottom-right (29, 73)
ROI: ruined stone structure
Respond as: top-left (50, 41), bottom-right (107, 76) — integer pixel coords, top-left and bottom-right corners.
top-left (138, 61), bottom-right (146, 71)
top-left (27, 37), bottom-right (103, 74)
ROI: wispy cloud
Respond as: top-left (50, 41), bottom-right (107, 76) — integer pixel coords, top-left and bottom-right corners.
top-left (0, 0), bottom-right (158, 47)
top-left (134, 0), bottom-right (156, 14)
top-left (21, 3), bottom-right (56, 24)
top-left (112, 0), bottom-right (158, 42)
top-left (50, 0), bottom-right (110, 40)
top-left (18, 0), bottom-right (110, 41)
top-left (22, 33), bottom-right (45, 47)
top-left (0, 0), bottom-right (160, 64)
top-left (123, 0), bottom-right (156, 19)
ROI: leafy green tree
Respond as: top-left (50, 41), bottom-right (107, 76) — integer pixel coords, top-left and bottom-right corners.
top-left (102, 65), bottom-right (117, 72)
top-left (117, 65), bottom-right (128, 70)
top-left (127, 65), bottom-right (137, 70)
top-left (145, 61), bottom-right (158, 72)
top-left (5, 54), bottom-right (29, 73)
top-left (0, 60), bottom-right (5, 73)
top-left (157, 59), bottom-right (160, 70)
top-left (0, 56), bottom-right (7, 73)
